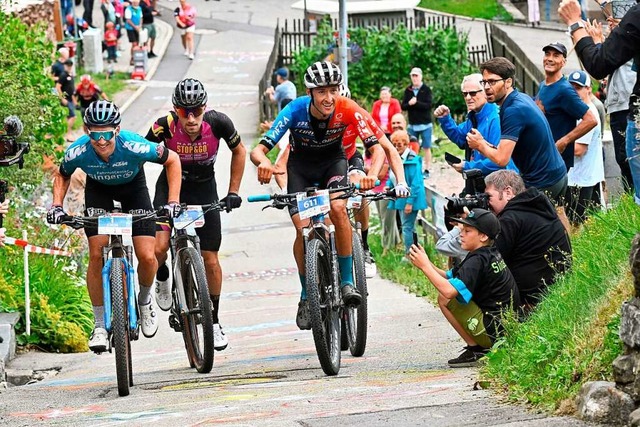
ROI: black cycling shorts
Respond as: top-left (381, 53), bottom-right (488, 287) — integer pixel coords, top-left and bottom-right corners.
top-left (287, 153), bottom-right (348, 216)
top-left (84, 169), bottom-right (155, 238)
top-left (348, 150), bottom-right (365, 174)
top-left (154, 170), bottom-right (222, 252)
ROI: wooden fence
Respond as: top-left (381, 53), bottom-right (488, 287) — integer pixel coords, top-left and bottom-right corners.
top-left (488, 24), bottom-right (544, 96)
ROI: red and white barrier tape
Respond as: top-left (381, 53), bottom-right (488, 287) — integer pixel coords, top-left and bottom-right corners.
top-left (4, 236), bottom-right (72, 257)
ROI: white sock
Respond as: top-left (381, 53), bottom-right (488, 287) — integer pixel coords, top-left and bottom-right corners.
top-left (138, 285), bottom-right (153, 305)
top-left (92, 305), bottom-right (105, 329)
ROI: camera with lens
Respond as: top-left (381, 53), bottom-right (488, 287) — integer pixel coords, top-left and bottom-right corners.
top-left (445, 169), bottom-right (489, 215)
top-left (0, 115), bottom-right (29, 168)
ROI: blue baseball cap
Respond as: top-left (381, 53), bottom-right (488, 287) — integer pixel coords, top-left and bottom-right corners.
top-left (568, 70), bottom-right (590, 87)
top-left (274, 67), bottom-right (289, 79)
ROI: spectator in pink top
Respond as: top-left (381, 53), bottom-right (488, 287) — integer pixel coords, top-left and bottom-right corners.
top-left (371, 86), bottom-right (402, 136)
top-left (174, 0), bottom-right (197, 60)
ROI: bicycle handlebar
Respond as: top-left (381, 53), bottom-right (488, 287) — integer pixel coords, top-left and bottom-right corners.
top-left (247, 194), bottom-right (272, 203)
top-left (59, 209), bottom-right (168, 230)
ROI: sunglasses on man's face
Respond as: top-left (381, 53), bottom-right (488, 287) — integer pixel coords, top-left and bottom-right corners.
top-left (462, 90), bottom-right (482, 98)
top-left (88, 130), bottom-right (116, 141)
top-left (175, 105), bottom-right (206, 118)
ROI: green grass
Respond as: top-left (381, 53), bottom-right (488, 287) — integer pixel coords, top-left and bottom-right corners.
top-left (419, 0), bottom-right (513, 21)
top-left (479, 196), bottom-right (639, 411)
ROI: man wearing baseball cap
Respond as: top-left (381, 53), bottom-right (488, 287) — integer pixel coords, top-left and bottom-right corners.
top-left (566, 70), bottom-right (604, 226)
top-left (402, 67), bottom-right (433, 178)
top-left (536, 41), bottom-right (597, 174)
top-left (408, 207), bottom-right (520, 367)
top-left (264, 66), bottom-right (297, 112)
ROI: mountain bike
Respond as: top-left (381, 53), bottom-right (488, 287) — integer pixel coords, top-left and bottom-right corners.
top-left (339, 188), bottom-right (396, 357)
top-left (61, 207), bottom-right (162, 397)
top-left (165, 202), bottom-right (226, 374)
top-left (248, 185), bottom-right (353, 376)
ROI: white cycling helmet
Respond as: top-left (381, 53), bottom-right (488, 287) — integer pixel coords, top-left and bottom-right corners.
top-left (304, 61), bottom-right (343, 89)
top-left (339, 84), bottom-right (351, 99)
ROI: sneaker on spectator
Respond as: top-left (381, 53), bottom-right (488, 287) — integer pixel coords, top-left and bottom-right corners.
top-left (89, 327), bottom-right (108, 352)
top-left (155, 262), bottom-right (173, 311)
top-left (296, 299), bottom-right (311, 330)
top-left (341, 284), bottom-right (362, 306)
top-left (213, 323), bottom-right (228, 350)
top-left (447, 346), bottom-right (488, 368)
top-left (188, 53), bottom-right (195, 60)
top-left (183, 50), bottom-right (189, 56)
top-left (364, 250), bottom-right (377, 278)
top-left (139, 301), bottom-right (159, 338)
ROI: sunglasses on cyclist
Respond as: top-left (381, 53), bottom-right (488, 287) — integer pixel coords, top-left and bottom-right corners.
top-left (462, 90), bottom-right (482, 98)
top-left (175, 105), bottom-right (206, 118)
top-left (88, 130), bottom-right (116, 141)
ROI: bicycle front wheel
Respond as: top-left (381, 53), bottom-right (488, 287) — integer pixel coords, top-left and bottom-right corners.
top-left (110, 259), bottom-right (131, 396)
top-left (179, 247), bottom-right (214, 373)
top-left (306, 238), bottom-right (341, 376)
top-left (343, 230), bottom-right (368, 357)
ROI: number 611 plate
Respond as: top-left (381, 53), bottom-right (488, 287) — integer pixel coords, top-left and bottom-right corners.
top-left (296, 190), bottom-right (330, 220)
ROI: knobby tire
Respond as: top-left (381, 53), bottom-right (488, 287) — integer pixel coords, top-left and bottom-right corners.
top-left (344, 230), bottom-right (368, 357)
top-left (306, 238), bottom-right (341, 376)
top-left (111, 260), bottom-right (131, 396)
top-left (180, 247), bottom-right (214, 373)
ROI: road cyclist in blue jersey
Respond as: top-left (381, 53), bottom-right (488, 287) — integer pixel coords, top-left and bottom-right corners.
top-left (250, 61), bottom-right (410, 330)
top-left (47, 100), bottom-right (183, 352)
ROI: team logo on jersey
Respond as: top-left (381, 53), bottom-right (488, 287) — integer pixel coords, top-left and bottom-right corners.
top-left (112, 161), bottom-right (127, 167)
top-left (65, 144), bottom-right (87, 161)
top-left (123, 141), bottom-right (151, 154)
top-left (335, 113), bottom-right (343, 120)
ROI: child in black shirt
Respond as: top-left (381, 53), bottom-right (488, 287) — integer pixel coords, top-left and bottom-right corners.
top-left (408, 208), bottom-right (520, 368)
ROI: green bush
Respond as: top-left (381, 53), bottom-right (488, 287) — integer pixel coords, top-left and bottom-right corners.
top-left (290, 17), bottom-right (474, 116)
top-left (0, 12), bottom-right (92, 352)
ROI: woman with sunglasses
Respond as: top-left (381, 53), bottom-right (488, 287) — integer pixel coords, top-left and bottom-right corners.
top-left (47, 100), bottom-right (183, 352)
top-left (433, 73), bottom-right (517, 196)
top-left (146, 78), bottom-right (246, 352)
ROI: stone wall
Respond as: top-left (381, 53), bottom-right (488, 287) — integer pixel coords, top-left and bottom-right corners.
top-left (8, 0), bottom-right (58, 43)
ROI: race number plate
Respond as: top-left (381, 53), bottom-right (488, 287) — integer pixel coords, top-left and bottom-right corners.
top-left (296, 190), bottom-right (330, 220)
top-left (98, 213), bottom-right (132, 235)
top-left (346, 195), bottom-right (362, 209)
top-left (174, 205), bottom-right (205, 230)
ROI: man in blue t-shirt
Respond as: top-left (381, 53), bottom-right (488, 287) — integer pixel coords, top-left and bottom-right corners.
top-left (466, 57), bottom-right (568, 210)
top-left (535, 42), bottom-right (597, 171)
top-left (265, 67), bottom-right (297, 111)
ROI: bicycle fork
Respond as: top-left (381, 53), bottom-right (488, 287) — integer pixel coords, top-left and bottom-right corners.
top-left (101, 246), bottom-right (138, 337)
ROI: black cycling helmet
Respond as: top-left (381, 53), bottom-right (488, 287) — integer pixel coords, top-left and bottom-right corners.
top-left (3, 115), bottom-right (23, 137)
top-left (173, 78), bottom-right (208, 108)
top-left (304, 61), bottom-right (343, 89)
top-left (84, 100), bottom-right (121, 127)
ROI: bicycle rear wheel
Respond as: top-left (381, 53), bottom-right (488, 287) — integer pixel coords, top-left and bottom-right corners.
top-left (343, 230), bottom-right (368, 357)
top-left (110, 259), bottom-right (131, 396)
top-left (306, 238), bottom-right (341, 376)
top-left (179, 247), bottom-right (214, 373)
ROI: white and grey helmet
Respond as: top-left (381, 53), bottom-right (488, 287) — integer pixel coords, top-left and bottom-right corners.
top-left (304, 61), bottom-right (343, 89)
top-left (84, 100), bottom-right (121, 127)
top-left (173, 78), bottom-right (208, 108)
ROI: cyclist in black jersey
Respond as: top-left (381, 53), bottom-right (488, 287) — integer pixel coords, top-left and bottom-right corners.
top-left (146, 78), bottom-right (246, 350)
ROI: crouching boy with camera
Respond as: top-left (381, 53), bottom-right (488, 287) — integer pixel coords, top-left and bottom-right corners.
top-left (408, 208), bottom-right (520, 367)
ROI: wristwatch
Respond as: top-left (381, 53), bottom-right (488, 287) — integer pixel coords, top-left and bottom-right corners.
top-left (569, 21), bottom-right (585, 35)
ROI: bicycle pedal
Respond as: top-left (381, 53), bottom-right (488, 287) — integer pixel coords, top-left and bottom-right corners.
top-left (168, 313), bottom-right (183, 332)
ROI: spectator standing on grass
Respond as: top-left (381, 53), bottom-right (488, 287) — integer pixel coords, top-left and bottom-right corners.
top-left (264, 67), bottom-right (297, 112)
top-left (559, 0), bottom-right (640, 205)
top-left (140, 0), bottom-right (157, 58)
top-left (535, 42), bottom-right (597, 173)
top-left (434, 73), bottom-right (517, 196)
top-left (566, 70), bottom-right (604, 226)
top-left (174, 0), bottom-right (196, 60)
top-left (402, 67), bottom-right (433, 178)
top-left (484, 170), bottom-right (572, 313)
top-left (585, 17), bottom-right (636, 194)
top-left (104, 21), bottom-right (119, 63)
top-left (408, 208), bottom-right (520, 368)
top-left (372, 86), bottom-right (402, 137)
top-left (56, 59), bottom-right (76, 142)
top-left (124, 0), bottom-right (143, 66)
top-left (387, 130), bottom-right (426, 257)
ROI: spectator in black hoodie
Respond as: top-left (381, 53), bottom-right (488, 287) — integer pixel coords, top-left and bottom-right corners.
top-left (484, 170), bottom-right (572, 313)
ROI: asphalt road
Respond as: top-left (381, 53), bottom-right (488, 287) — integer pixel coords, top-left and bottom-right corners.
top-left (1, 1), bottom-right (593, 426)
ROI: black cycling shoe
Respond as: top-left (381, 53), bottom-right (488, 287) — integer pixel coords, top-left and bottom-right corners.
top-left (341, 284), bottom-right (362, 307)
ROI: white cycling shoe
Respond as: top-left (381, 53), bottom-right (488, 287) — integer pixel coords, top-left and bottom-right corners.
top-left (139, 301), bottom-right (159, 338)
top-left (213, 323), bottom-right (228, 351)
top-left (89, 327), bottom-right (108, 353)
top-left (155, 261), bottom-right (173, 311)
